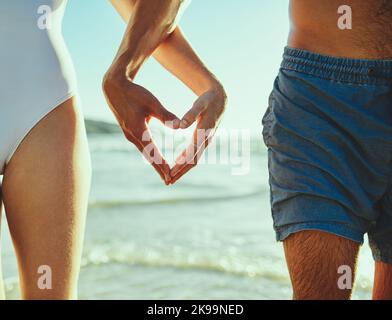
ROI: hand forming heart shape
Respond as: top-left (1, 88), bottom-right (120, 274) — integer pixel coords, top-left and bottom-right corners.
top-left (103, 76), bottom-right (227, 185)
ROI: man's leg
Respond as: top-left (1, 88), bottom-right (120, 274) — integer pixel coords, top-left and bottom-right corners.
top-left (369, 229), bottom-right (392, 300)
top-left (283, 230), bottom-right (360, 300)
top-left (373, 262), bottom-right (392, 300)
top-left (369, 191), bottom-right (392, 300)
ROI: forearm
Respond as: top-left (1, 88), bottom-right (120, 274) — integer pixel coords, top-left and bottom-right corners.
top-left (106, 0), bottom-right (184, 81)
top-left (109, 0), bottom-right (223, 97)
top-left (153, 28), bottom-right (223, 96)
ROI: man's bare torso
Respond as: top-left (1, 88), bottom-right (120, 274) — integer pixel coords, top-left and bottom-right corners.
top-left (289, 0), bottom-right (392, 58)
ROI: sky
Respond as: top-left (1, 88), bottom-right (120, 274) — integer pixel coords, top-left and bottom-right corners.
top-left (63, 0), bottom-right (290, 134)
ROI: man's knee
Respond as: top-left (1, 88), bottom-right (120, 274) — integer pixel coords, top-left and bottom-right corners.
top-left (283, 230), bottom-right (360, 300)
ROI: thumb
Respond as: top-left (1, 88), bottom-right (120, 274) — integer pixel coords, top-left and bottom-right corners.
top-left (154, 103), bottom-right (180, 129)
top-left (180, 96), bottom-right (208, 129)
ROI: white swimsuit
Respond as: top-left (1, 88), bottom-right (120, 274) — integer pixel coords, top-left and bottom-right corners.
top-left (0, 0), bottom-right (76, 175)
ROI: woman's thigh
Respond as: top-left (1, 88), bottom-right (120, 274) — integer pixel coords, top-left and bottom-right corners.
top-left (0, 186), bottom-right (5, 300)
top-left (1, 97), bottom-right (91, 299)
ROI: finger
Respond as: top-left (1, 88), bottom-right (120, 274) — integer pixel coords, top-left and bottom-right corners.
top-left (170, 161), bottom-right (197, 185)
top-left (180, 98), bottom-right (208, 129)
top-left (170, 140), bottom-right (206, 181)
top-left (170, 143), bottom-right (204, 184)
top-left (129, 82), bottom-right (180, 129)
top-left (170, 133), bottom-right (211, 184)
top-left (154, 102), bottom-right (181, 129)
top-left (170, 112), bottom-right (218, 183)
top-left (125, 127), bottom-right (172, 185)
top-left (172, 143), bottom-right (199, 174)
top-left (140, 130), bottom-right (172, 185)
top-left (170, 126), bottom-right (214, 180)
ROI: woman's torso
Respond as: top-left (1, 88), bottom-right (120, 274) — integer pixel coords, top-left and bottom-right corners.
top-left (0, 0), bottom-right (77, 107)
top-left (289, 0), bottom-right (392, 59)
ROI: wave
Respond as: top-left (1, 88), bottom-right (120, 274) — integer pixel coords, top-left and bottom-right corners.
top-left (80, 243), bottom-right (373, 294)
top-left (84, 119), bottom-right (267, 155)
top-left (88, 190), bottom-right (264, 209)
top-left (81, 244), bottom-right (289, 283)
top-left (79, 240), bottom-right (375, 294)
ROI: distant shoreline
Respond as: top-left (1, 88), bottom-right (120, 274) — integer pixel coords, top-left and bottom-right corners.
top-left (85, 119), bottom-right (121, 135)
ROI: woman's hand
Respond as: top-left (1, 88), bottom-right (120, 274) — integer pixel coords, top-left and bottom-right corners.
top-left (170, 84), bottom-right (227, 184)
top-left (106, 1), bottom-right (227, 184)
top-left (103, 74), bottom-right (180, 185)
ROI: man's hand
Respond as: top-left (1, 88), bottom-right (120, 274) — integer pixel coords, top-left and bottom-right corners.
top-left (103, 74), bottom-right (180, 185)
top-left (106, 1), bottom-right (227, 185)
top-left (170, 85), bottom-right (227, 184)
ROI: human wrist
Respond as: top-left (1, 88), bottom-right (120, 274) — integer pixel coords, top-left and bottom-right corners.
top-left (207, 80), bottom-right (227, 104)
top-left (102, 65), bottom-right (130, 97)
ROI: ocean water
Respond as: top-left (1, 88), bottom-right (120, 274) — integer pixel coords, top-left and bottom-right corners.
top-left (1, 125), bottom-right (375, 300)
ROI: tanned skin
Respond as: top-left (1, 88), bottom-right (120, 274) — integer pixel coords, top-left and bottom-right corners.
top-left (290, 0), bottom-right (392, 58)
top-left (103, 0), bottom-right (227, 185)
top-left (0, 187), bottom-right (4, 299)
top-left (284, 231), bottom-right (360, 300)
top-left (0, 0), bottom-right (225, 299)
top-left (284, 0), bottom-right (392, 300)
